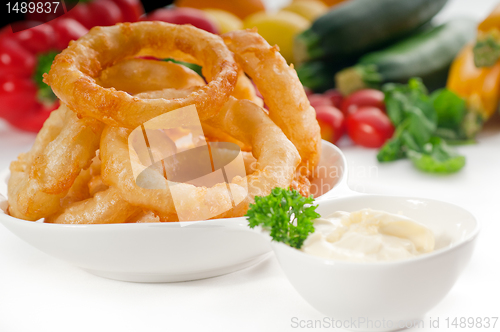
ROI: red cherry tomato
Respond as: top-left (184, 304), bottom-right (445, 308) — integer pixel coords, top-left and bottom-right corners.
top-left (315, 105), bottom-right (345, 144)
top-left (87, 0), bottom-right (125, 27)
top-left (143, 8), bottom-right (219, 34)
top-left (323, 88), bottom-right (343, 109)
top-left (308, 94), bottom-right (332, 108)
top-left (346, 107), bottom-right (394, 148)
top-left (49, 18), bottom-right (89, 50)
top-left (341, 89), bottom-right (386, 116)
top-left (0, 38), bottom-right (36, 77)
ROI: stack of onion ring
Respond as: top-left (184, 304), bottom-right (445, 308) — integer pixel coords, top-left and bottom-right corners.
top-left (7, 22), bottom-right (321, 224)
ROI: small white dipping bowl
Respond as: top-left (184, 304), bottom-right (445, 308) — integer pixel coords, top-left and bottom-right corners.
top-left (0, 140), bottom-right (345, 282)
top-left (272, 195), bottom-right (480, 331)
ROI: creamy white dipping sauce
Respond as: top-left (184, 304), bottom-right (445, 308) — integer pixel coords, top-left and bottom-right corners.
top-left (302, 209), bottom-right (435, 262)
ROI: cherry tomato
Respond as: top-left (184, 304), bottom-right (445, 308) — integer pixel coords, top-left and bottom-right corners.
top-left (308, 94), bottom-right (332, 108)
top-left (110, 0), bottom-right (144, 22)
top-left (143, 8), bottom-right (219, 34)
top-left (87, 0), bottom-right (125, 27)
top-left (323, 88), bottom-right (343, 109)
top-left (315, 105), bottom-right (345, 144)
top-left (0, 38), bottom-right (36, 77)
top-left (346, 107), bottom-right (394, 148)
top-left (341, 89), bottom-right (386, 116)
top-left (49, 18), bottom-right (89, 50)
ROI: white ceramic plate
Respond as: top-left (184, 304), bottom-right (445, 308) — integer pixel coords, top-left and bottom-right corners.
top-left (0, 140), bottom-right (345, 282)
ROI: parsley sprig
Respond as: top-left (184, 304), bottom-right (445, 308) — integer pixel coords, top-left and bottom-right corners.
top-left (246, 188), bottom-right (320, 249)
top-left (377, 78), bottom-right (472, 174)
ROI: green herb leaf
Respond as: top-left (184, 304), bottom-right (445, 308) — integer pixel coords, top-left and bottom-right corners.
top-left (164, 58), bottom-right (204, 78)
top-left (380, 78), bottom-right (468, 174)
top-left (406, 105), bottom-right (437, 146)
top-left (407, 137), bottom-right (466, 173)
top-left (377, 136), bottom-right (405, 162)
top-left (246, 187), bottom-right (320, 249)
top-left (33, 51), bottom-right (59, 105)
top-left (431, 88), bottom-right (466, 129)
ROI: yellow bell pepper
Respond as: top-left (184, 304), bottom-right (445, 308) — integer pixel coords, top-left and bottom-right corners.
top-left (474, 4), bottom-right (500, 67)
top-left (448, 44), bottom-right (500, 124)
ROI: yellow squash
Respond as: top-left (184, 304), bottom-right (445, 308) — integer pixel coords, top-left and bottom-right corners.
top-left (243, 11), bottom-right (310, 63)
top-left (282, 0), bottom-right (328, 22)
top-left (448, 44), bottom-right (500, 121)
top-left (203, 9), bottom-right (243, 34)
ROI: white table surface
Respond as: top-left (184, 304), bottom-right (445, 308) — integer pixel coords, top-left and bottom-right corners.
top-left (1, 1), bottom-right (500, 331)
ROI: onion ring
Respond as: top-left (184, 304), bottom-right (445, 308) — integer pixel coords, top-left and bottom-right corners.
top-left (8, 105), bottom-right (103, 221)
top-left (231, 70), bottom-right (264, 107)
top-left (206, 97), bottom-right (300, 199)
top-left (99, 95), bottom-right (299, 220)
top-left (100, 126), bottom-right (247, 221)
top-left (45, 187), bottom-right (140, 224)
top-left (97, 58), bottom-right (205, 95)
top-left (45, 22), bottom-right (238, 128)
top-left (223, 29), bottom-right (321, 172)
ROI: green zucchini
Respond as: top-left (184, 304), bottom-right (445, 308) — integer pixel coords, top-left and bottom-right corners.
top-left (335, 19), bottom-right (476, 96)
top-left (296, 58), bottom-right (357, 92)
top-left (294, 0), bottom-right (448, 64)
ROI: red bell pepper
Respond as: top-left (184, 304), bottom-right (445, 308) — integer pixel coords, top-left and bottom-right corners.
top-left (0, 19), bottom-right (88, 132)
top-left (142, 7), bottom-right (219, 34)
top-left (27, 0), bottom-right (144, 28)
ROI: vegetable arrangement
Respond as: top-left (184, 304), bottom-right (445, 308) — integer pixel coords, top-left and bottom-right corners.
top-left (292, 0), bottom-right (500, 175)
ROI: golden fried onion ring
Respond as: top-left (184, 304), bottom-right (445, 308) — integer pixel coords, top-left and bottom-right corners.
top-left (45, 187), bottom-right (140, 224)
top-left (97, 58), bottom-right (206, 95)
top-left (100, 96), bottom-right (300, 220)
top-left (8, 105), bottom-right (103, 221)
top-left (45, 22), bottom-right (238, 128)
top-left (223, 29), bottom-right (321, 172)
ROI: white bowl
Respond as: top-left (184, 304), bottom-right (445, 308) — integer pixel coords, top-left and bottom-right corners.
top-left (272, 195), bottom-right (480, 332)
top-left (0, 140), bottom-right (345, 282)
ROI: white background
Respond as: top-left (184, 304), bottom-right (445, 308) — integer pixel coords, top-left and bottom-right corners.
top-left (1, 0), bottom-right (499, 331)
